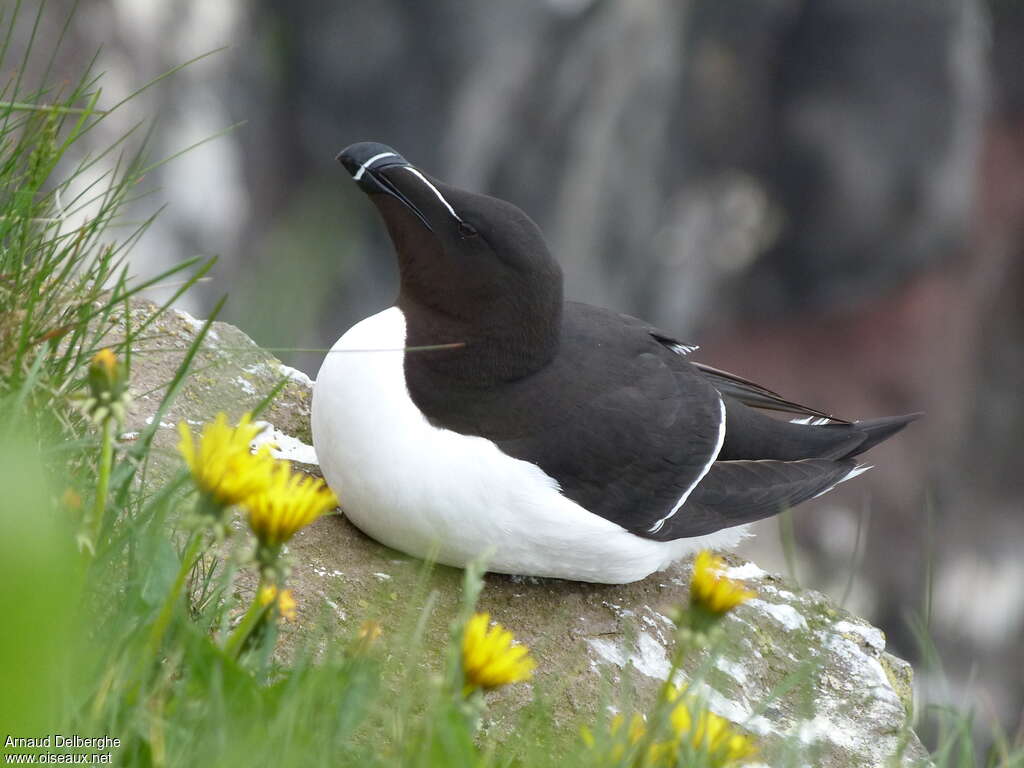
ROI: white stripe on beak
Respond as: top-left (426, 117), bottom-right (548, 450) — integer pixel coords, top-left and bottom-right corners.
top-left (353, 151), bottom-right (399, 181)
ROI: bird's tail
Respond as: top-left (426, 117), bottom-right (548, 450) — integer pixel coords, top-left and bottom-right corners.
top-left (718, 399), bottom-right (921, 462)
top-left (845, 412), bottom-right (923, 457)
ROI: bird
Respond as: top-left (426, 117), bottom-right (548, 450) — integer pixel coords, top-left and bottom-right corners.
top-left (311, 141), bottom-right (920, 585)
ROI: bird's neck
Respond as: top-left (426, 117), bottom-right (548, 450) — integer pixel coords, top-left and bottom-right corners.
top-left (398, 293), bottom-right (562, 389)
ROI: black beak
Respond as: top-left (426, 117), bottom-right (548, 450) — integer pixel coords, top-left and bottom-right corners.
top-left (337, 142), bottom-right (433, 231)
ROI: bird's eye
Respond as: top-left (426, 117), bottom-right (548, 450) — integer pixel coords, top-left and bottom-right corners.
top-left (457, 221), bottom-right (478, 238)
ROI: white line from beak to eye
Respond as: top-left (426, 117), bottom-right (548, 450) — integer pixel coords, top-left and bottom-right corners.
top-left (400, 166), bottom-right (464, 222)
top-left (352, 151), bottom-right (399, 181)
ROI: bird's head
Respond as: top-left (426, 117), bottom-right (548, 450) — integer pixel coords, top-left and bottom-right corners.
top-left (337, 142), bottom-right (562, 329)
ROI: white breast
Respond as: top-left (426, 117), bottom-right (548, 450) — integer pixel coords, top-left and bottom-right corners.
top-left (311, 307), bottom-right (746, 584)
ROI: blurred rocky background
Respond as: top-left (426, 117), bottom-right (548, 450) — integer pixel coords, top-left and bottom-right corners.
top-left (18, 0), bottom-right (1024, 750)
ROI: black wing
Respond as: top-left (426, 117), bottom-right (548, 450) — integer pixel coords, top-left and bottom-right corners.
top-left (690, 362), bottom-right (850, 424)
top-left (405, 303), bottom-right (918, 542)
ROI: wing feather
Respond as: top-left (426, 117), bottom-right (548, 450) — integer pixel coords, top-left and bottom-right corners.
top-left (691, 362), bottom-right (851, 424)
top-left (642, 458), bottom-right (860, 540)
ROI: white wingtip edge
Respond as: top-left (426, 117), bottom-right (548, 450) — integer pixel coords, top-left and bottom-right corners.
top-left (811, 463), bottom-right (873, 499)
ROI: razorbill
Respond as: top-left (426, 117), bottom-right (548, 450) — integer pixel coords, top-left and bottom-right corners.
top-left (311, 142), bottom-right (919, 584)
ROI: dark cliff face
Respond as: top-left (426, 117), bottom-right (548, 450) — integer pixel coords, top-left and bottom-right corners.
top-left (231, 0), bottom-right (988, 326)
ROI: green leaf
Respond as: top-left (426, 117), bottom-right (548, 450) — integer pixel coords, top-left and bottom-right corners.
top-left (140, 536), bottom-right (181, 608)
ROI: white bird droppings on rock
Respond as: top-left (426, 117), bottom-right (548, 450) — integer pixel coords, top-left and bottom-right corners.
top-left (250, 421), bottom-right (319, 465)
top-left (587, 637), bottom-right (627, 668)
top-left (714, 656), bottom-right (749, 685)
top-left (834, 620), bottom-right (885, 652)
top-left (724, 562), bottom-right (768, 580)
top-left (174, 308), bottom-right (220, 340)
top-left (587, 631), bottom-right (671, 681)
top-left (747, 599), bottom-right (809, 631)
top-left (820, 631), bottom-right (902, 707)
top-left (278, 363), bottom-right (314, 388)
top-left (794, 713), bottom-right (860, 750)
top-left (323, 597), bottom-right (346, 622)
top-left (682, 679), bottom-right (774, 737)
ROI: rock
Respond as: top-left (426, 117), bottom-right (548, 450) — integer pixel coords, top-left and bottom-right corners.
top-left (117, 300), bottom-right (929, 767)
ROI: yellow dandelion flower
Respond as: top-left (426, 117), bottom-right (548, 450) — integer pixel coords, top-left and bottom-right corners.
top-left (670, 696), bottom-right (692, 733)
top-left (92, 348), bottom-right (117, 377)
top-left (60, 488), bottom-right (83, 511)
top-left (257, 584), bottom-right (278, 607)
top-left (461, 612), bottom-right (536, 693)
top-left (667, 686), bottom-right (758, 766)
top-left (605, 713), bottom-right (648, 762)
top-left (692, 710), bottom-right (758, 764)
top-left (177, 412), bottom-right (275, 509)
top-left (358, 620), bottom-right (383, 644)
top-left (76, 348), bottom-right (131, 426)
top-left (579, 725), bottom-right (596, 749)
top-left (722, 731), bottom-right (758, 763)
top-left (244, 461), bottom-right (338, 548)
top-left (352, 619), bottom-right (384, 654)
top-left (584, 712), bottom-right (678, 767)
top-left (613, 712), bottom-right (647, 745)
top-left (277, 589), bottom-right (297, 622)
top-left (257, 584), bottom-right (298, 622)
top-left (690, 550), bottom-right (755, 615)
top-left (648, 740), bottom-right (682, 766)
